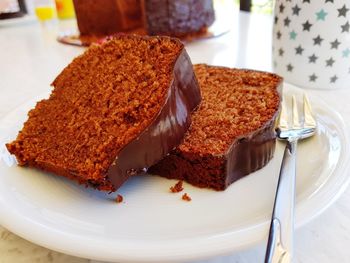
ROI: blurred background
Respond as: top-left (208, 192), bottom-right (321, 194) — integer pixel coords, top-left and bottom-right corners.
top-left (0, 0), bottom-right (274, 23)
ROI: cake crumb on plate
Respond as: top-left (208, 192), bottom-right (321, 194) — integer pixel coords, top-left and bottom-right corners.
top-left (170, 180), bottom-right (184, 193)
top-left (115, 194), bottom-right (123, 203)
top-left (182, 193), bottom-right (191, 201)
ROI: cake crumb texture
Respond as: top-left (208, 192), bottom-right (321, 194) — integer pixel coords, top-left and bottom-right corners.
top-left (149, 64), bottom-right (282, 190)
top-left (6, 35), bottom-right (184, 191)
top-left (182, 64), bottom-right (281, 155)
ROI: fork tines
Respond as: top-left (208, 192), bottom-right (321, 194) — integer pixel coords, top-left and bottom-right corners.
top-left (279, 94), bottom-right (316, 130)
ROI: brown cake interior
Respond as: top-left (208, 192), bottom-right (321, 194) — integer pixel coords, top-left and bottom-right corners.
top-left (149, 64), bottom-right (281, 190)
top-left (182, 65), bottom-right (280, 155)
top-left (6, 36), bottom-right (184, 191)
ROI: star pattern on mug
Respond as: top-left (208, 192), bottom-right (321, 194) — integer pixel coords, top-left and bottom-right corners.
top-left (279, 3), bottom-right (285, 13)
top-left (273, 0), bottom-right (350, 87)
top-left (289, 30), bottom-right (297, 40)
top-left (313, 35), bottom-right (323, 45)
top-left (292, 5), bottom-right (301, 16)
top-left (284, 17), bottom-right (291, 26)
top-left (278, 48), bottom-right (284, 56)
top-left (341, 21), bottom-right (350, 33)
top-left (342, 48), bottom-right (350, 57)
top-left (308, 54), bottom-right (318, 63)
top-left (325, 57), bottom-right (335, 67)
top-left (302, 20), bottom-right (313, 31)
top-left (295, 45), bottom-right (304, 55)
top-left (330, 75), bottom-right (338, 83)
top-left (337, 5), bottom-right (349, 17)
top-left (309, 73), bottom-right (318, 82)
top-left (276, 30), bottom-right (282, 39)
top-left (316, 9), bottom-right (328, 21)
top-left (330, 39), bottom-right (341, 49)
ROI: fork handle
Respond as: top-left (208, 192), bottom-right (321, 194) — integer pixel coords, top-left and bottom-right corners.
top-left (265, 139), bottom-right (298, 263)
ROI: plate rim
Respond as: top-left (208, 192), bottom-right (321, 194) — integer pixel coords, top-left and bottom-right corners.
top-left (0, 83), bottom-right (349, 262)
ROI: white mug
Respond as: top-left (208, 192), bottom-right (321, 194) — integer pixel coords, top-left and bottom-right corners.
top-left (273, 0), bottom-right (350, 89)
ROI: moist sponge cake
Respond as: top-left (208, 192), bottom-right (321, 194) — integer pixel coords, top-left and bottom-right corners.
top-left (149, 64), bottom-right (282, 190)
top-left (6, 35), bottom-right (201, 192)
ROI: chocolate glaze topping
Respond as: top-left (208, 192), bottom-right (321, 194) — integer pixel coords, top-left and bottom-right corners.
top-left (225, 108), bottom-right (280, 188)
top-left (107, 49), bottom-right (201, 189)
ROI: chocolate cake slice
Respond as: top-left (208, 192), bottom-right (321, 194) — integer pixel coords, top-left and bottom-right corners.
top-left (149, 64), bottom-right (282, 190)
top-left (6, 35), bottom-right (201, 192)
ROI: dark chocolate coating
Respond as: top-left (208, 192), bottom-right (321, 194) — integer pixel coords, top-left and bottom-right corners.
top-left (225, 116), bottom-right (278, 188)
top-left (144, 0), bottom-right (215, 36)
top-left (107, 48), bottom-right (201, 189)
top-left (224, 80), bottom-right (282, 188)
top-left (6, 36), bottom-right (201, 193)
top-left (149, 73), bottom-right (282, 191)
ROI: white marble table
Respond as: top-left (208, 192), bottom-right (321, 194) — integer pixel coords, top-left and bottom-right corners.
top-left (1, 10), bottom-right (350, 263)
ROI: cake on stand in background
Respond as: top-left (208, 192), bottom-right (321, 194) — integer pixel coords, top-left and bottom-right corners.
top-left (58, 0), bottom-right (143, 46)
top-left (144, 0), bottom-right (215, 38)
top-left (74, 0), bottom-right (143, 36)
top-left (58, 0), bottom-right (230, 46)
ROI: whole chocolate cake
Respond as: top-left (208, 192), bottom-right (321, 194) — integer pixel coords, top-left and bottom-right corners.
top-left (73, 0), bottom-right (143, 36)
top-left (144, 0), bottom-right (215, 37)
top-left (149, 64), bottom-right (282, 191)
top-left (6, 35), bottom-right (201, 192)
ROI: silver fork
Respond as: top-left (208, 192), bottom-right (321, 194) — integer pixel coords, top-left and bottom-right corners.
top-left (264, 94), bottom-right (317, 263)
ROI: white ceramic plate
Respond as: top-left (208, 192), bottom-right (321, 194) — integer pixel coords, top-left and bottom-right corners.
top-left (0, 83), bottom-right (349, 263)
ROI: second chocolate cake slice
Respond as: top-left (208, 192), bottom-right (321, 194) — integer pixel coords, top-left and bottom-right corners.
top-left (149, 64), bottom-right (282, 190)
top-left (6, 35), bottom-right (201, 192)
